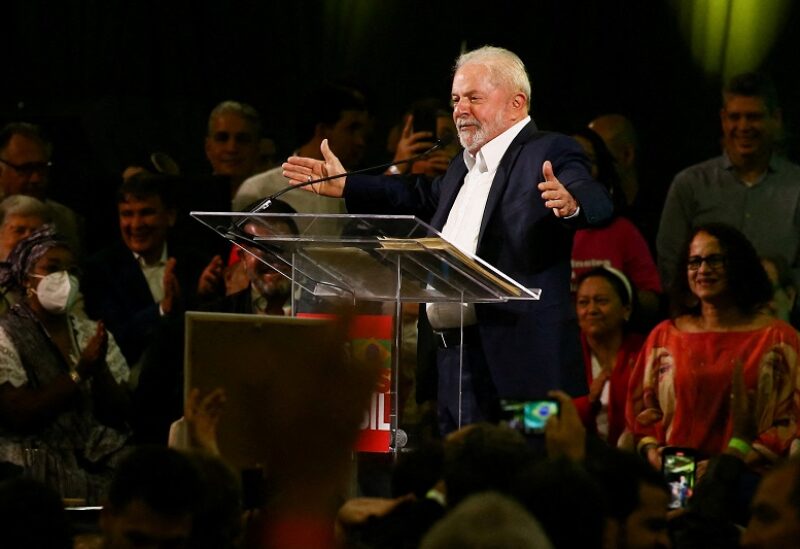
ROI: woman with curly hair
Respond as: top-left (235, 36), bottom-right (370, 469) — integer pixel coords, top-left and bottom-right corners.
top-left (627, 223), bottom-right (800, 470)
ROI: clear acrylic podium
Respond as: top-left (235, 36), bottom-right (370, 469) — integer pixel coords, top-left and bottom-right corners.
top-left (192, 211), bottom-right (540, 450)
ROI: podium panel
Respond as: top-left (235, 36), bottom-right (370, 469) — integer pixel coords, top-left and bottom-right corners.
top-left (192, 212), bottom-right (540, 450)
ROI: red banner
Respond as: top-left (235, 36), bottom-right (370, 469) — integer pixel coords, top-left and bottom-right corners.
top-left (298, 313), bottom-right (394, 453)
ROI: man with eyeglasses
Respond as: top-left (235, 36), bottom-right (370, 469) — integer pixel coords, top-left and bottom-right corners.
top-left (0, 122), bottom-right (84, 259)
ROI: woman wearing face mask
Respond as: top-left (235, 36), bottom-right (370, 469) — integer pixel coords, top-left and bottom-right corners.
top-left (0, 226), bottom-right (130, 503)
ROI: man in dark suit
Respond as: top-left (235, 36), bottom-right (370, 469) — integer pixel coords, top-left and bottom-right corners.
top-left (83, 175), bottom-right (224, 443)
top-left (83, 175), bottom-right (223, 367)
top-left (283, 46), bottom-right (613, 434)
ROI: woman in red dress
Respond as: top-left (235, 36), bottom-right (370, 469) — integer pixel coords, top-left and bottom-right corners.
top-left (574, 266), bottom-right (644, 447)
top-left (627, 223), bottom-right (800, 469)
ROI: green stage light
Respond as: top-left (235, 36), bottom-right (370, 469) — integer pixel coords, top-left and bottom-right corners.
top-left (673, 0), bottom-right (790, 79)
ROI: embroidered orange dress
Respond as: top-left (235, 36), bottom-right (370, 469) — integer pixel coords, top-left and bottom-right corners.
top-left (626, 318), bottom-right (800, 459)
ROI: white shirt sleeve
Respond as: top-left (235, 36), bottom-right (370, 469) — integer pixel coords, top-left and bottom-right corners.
top-left (0, 326), bottom-right (28, 388)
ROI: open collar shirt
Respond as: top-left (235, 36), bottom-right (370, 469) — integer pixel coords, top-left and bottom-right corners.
top-left (427, 116), bottom-right (530, 330)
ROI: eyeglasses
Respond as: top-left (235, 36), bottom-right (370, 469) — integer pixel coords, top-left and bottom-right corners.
top-left (687, 254), bottom-right (726, 271)
top-left (0, 158), bottom-right (53, 176)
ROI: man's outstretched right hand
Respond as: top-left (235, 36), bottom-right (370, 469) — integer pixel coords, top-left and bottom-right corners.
top-left (282, 139), bottom-right (347, 198)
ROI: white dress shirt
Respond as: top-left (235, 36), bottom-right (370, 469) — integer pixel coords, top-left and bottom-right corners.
top-left (427, 116), bottom-right (531, 330)
top-left (134, 245), bottom-right (168, 304)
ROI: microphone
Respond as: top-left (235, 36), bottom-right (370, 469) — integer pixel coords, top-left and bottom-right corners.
top-left (220, 136), bottom-right (457, 292)
top-left (246, 134), bottom-right (455, 216)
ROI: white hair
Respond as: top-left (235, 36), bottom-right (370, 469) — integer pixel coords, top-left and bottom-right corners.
top-left (421, 491), bottom-right (553, 549)
top-left (0, 195), bottom-right (50, 227)
top-left (455, 46), bottom-right (531, 112)
top-left (207, 100), bottom-right (262, 136)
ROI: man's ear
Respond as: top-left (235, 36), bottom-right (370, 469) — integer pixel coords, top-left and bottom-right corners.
top-left (511, 93), bottom-right (527, 111)
top-left (204, 137), bottom-right (213, 161)
top-left (167, 208), bottom-right (177, 228)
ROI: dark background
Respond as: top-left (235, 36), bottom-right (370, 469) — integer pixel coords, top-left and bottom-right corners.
top-left (4, 0), bottom-right (799, 253)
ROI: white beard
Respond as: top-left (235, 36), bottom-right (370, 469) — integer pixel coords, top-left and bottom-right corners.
top-left (456, 111), bottom-right (507, 154)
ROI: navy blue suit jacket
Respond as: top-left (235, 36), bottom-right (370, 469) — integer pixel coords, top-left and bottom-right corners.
top-left (82, 242), bottom-right (212, 366)
top-left (344, 121), bottom-right (613, 397)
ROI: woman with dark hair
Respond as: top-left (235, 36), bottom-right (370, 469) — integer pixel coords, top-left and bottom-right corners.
top-left (570, 127), bottom-right (662, 327)
top-left (573, 266), bottom-right (644, 446)
top-left (627, 223), bottom-right (800, 469)
top-left (0, 226), bottom-right (130, 503)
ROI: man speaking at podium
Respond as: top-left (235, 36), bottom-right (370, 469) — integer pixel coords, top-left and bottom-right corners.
top-left (283, 46), bottom-right (612, 434)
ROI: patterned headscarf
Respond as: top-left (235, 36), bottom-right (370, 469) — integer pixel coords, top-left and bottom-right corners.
top-left (0, 225), bottom-right (69, 290)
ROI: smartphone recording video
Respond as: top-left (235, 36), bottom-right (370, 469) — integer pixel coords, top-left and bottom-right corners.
top-left (662, 447), bottom-right (697, 509)
top-left (500, 399), bottom-right (560, 435)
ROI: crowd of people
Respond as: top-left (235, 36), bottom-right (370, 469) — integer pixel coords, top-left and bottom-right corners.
top-left (0, 43), bottom-right (799, 548)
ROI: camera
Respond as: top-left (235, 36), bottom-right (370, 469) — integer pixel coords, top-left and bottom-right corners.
top-left (661, 446), bottom-right (697, 509)
top-left (500, 399), bottom-right (560, 435)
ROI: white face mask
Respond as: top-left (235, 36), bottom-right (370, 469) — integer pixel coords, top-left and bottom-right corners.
top-left (31, 271), bottom-right (80, 314)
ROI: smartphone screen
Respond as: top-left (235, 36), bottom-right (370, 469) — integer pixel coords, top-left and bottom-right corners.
top-left (412, 107), bottom-right (438, 138)
top-left (662, 448), bottom-right (696, 509)
top-left (500, 399), bottom-right (559, 435)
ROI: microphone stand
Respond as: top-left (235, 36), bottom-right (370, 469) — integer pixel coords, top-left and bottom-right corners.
top-left (221, 136), bottom-right (455, 305)
top-left (245, 136), bottom-right (453, 216)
